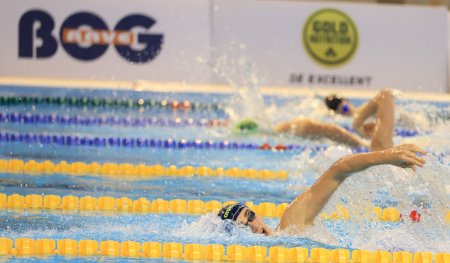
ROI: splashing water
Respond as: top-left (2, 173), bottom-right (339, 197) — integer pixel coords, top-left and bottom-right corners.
top-left (302, 151), bottom-right (449, 252)
top-left (173, 144), bottom-right (448, 252)
top-left (208, 42), bottom-right (273, 128)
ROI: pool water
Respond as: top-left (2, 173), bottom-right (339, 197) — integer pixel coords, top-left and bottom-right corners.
top-left (0, 84), bottom-right (449, 262)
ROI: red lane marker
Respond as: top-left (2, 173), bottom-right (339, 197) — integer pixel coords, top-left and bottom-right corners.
top-left (409, 210), bottom-right (421, 222)
top-left (274, 144), bottom-right (287, 151)
top-left (259, 143), bottom-right (271, 150)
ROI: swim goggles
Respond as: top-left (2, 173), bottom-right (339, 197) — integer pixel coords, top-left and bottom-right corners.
top-left (244, 209), bottom-right (257, 226)
top-left (341, 101), bottom-right (350, 114)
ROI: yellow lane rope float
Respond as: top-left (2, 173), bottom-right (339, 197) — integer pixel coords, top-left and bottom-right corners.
top-left (2, 193), bottom-right (447, 223)
top-left (0, 237), bottom-right (447, 262)
top-left (0, 159), bottom-right (288, 180)
top-left (0, 193), bottom-right (286, 218)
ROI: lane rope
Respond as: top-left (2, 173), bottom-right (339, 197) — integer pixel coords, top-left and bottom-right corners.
top-left (0, 237), bottom-right (446, 261)
top-left (0, 131), bottom-right (368, 153)
top-left (1, 193), bottom-right (441, 223)
top-left (0, 193), bottom-right (288, 218)
top-left (0, 159), bottom-right (289, 180)
top-left (0, 95), bottom-right (225, 111)
top-left (0, 112), bottom-right (229, 128)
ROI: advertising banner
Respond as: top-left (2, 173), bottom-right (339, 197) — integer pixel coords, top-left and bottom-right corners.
top-left (0, 0), bottom-right (211, 83)
top-left (212, 0), bottom-right (448, 92)
top-left (448, 12), bottom-right (450, 92)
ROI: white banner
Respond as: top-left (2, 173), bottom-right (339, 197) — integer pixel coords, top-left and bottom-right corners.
top-left (212, 0), bottom-right (448, 93)
top-left (0, 0), bottom-right (211, 83)
top-left (448, 12), bottom-right (450, 92)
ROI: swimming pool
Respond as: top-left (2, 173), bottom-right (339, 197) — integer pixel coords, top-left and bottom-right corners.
top-left (0, 83), bottom-right (449, 262)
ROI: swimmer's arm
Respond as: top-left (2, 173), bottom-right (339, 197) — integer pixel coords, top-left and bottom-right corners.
top-left (275, 118), bottom-right (367, 148)
top-left (352, 99), bottom-right (377, 136)
top-left (278, 144), bottom-right (426, 231)
top-left (353, 89), bottom-right (393, 136)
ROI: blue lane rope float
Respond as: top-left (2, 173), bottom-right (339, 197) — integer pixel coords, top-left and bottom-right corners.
top-left (0, 112), bottom-right (419, 137)
top-left (0, 112), bottom-right (229, 128)
top-left (0, 131), bottom-right (369, 153)
top-left (0, 95), bottom-right (225, 112)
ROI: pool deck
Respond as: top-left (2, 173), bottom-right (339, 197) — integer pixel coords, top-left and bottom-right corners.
top-left (1, 76), bottom-right (450, 102)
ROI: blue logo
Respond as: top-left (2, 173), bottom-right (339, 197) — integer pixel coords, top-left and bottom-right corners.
top-left (19, 10), bottom-right (164, 63)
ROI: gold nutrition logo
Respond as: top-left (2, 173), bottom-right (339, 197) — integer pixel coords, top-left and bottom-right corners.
top-left (303, 8), bottom-right (358, 67)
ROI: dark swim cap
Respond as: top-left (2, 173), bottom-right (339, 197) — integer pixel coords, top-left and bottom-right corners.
top-left (218, 203), bottom-right (247, 221)
top-left (324, 95), bottom-right (343, 111)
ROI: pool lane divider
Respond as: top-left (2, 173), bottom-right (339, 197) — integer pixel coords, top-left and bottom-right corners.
top-left (0, 131), bottom-right (368, 153)
top-left (0, 159), bottom-right (288, 180)
top-left (0, 193), bottom-right (289, 218)
top-left (0, 112), bottom-right (419, 137)
top-left (1, 193), bottom-right (442, 223)
top-left (0, 112), bottom-right (229, 128)
top-left (0, 237), bottom-right (447, 262)
top-left (0, 95), bottom-right (225, 111)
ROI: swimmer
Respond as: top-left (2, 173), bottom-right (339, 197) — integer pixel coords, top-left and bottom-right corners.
top-left (234, 93), bottom-right (378, 148)
top-left (217, 143), bottom-right (427, 236)
top-left (274, 89), bottom-right (400, 148)
top-left (235, 116), bottom-right (368, 148)
top-left (236, 89), bottom-right (403, 149)
top-left (325, 88), bottom-right (396, 150)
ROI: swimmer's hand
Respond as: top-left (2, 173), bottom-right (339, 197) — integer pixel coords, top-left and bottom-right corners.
top-left (249, 214), bottom-right (272, 236)
top-left (261, 224), bottom-right (272, 236)
top-left (361, 122), bottom-right (376, 138)
top-left (384, 144), bottom-right (427, 171)
top-left (354, 122), bottom-right (375, 138)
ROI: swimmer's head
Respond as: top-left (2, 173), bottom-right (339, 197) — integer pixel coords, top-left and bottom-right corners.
top-left (237, 119), bottom-right (258, 131)
top-left (235, 119), bottom-right (259, 133)
top-left (217, 203), bottom-right (270, 235)
top-left (218, 203), bottom-right (247, 221)
top-left (324, 95), bottom-right (352, 116)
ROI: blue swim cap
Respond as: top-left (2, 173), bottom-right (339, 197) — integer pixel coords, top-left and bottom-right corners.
top-left (217, 203), bottom-right (246, 221)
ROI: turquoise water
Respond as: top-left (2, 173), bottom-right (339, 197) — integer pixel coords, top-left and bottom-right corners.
top-left (0, 85), bottom-right (449, 262)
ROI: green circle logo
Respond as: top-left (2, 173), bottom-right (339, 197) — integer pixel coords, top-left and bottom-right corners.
top-left (303, 8), bottom-right (358, 67)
